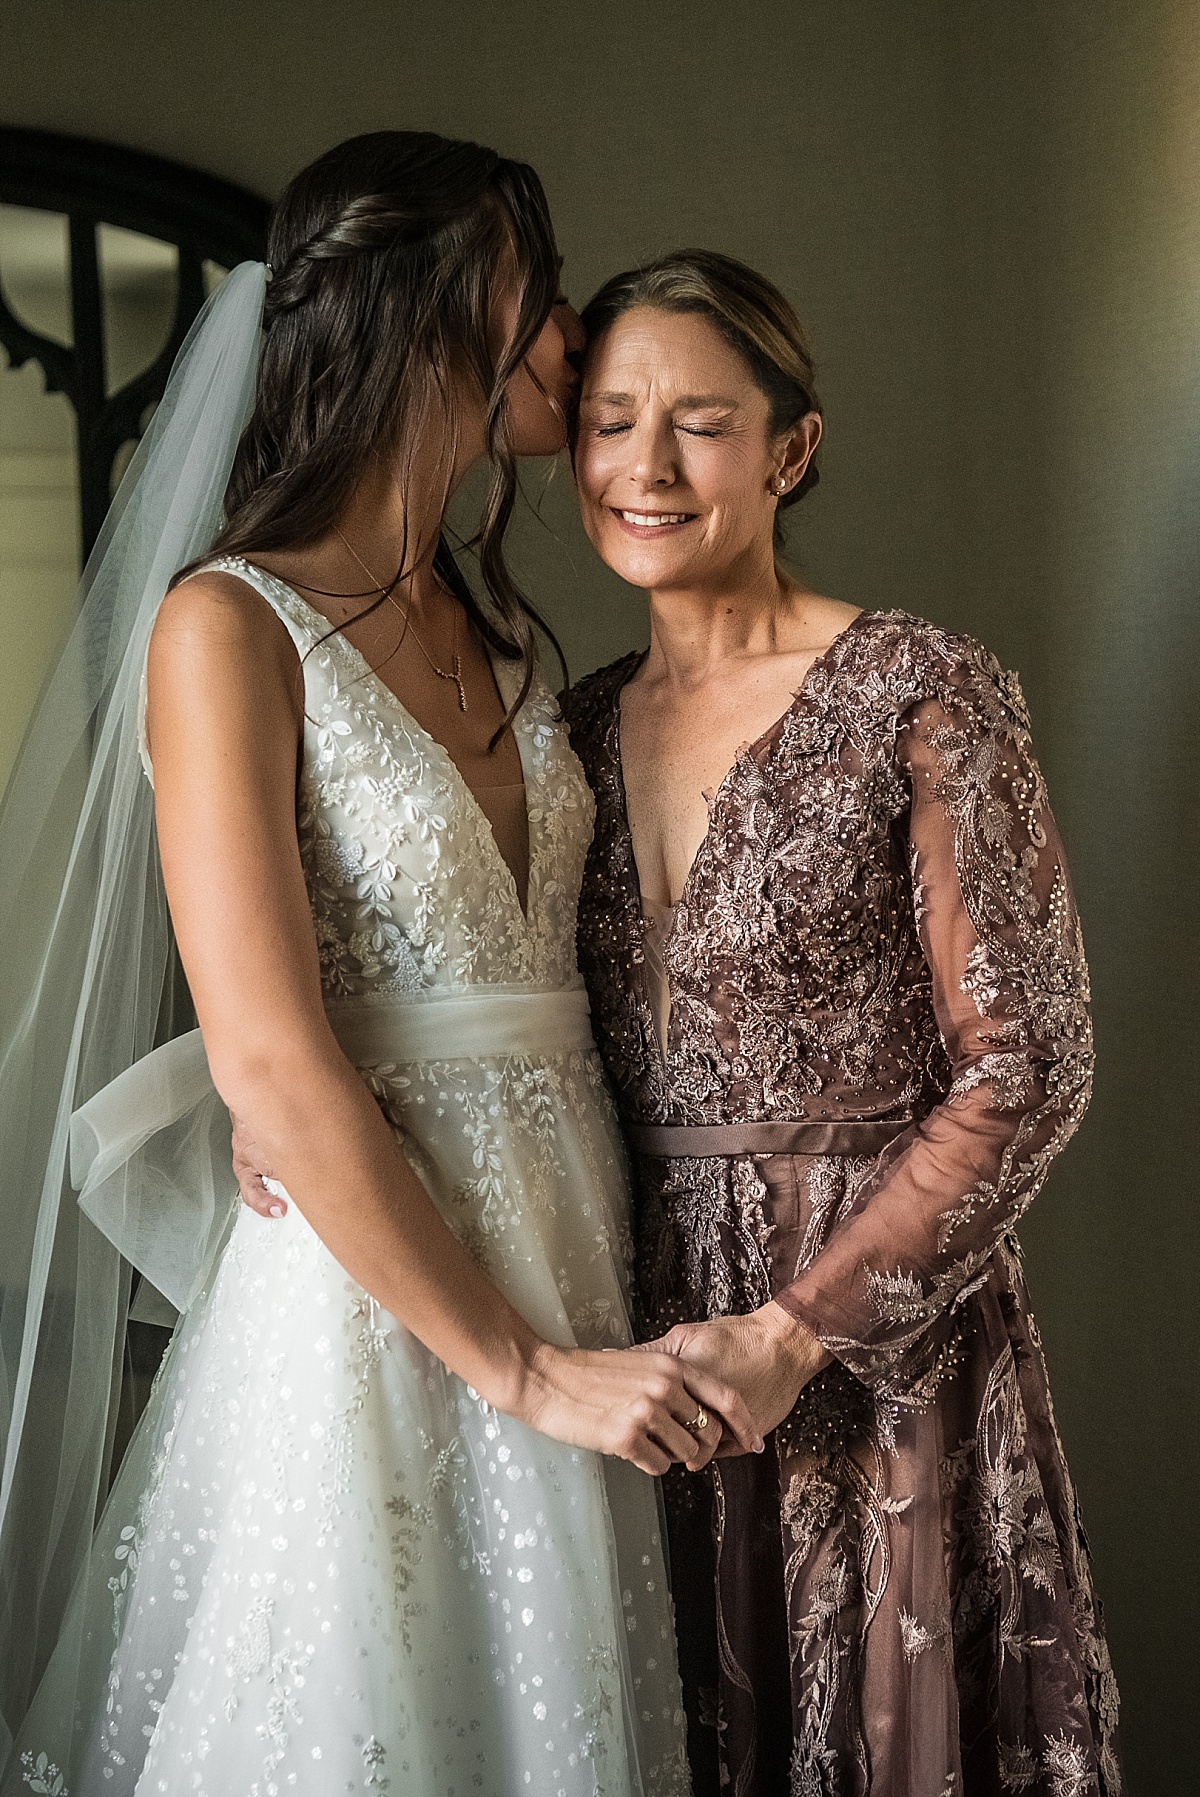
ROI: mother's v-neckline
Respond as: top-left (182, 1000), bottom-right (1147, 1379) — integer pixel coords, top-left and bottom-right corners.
top-left (613, 608), bottom-right (875, 921)
top-left (234, 559), bottom-right (536, 928)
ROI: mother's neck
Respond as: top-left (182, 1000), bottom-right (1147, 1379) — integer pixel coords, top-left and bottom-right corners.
top-left (644, 558), bottom-right (807, 688)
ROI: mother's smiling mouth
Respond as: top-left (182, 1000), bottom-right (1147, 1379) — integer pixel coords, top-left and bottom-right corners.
top-left (611, 508), bottom-right (699, 530)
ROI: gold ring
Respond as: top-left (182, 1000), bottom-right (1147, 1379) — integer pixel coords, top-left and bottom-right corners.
top-left (684, 1405), bottom-right (709, 1435)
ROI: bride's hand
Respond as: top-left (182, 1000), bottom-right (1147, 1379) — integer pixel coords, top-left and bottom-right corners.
top-left (231, 1116), bottom-right (768, 1478)
top-left (231, 1113), bottom-right (287, 1218)
top-left (639, 1304), bottom-right (831, 1457)
top-left (515, 1343), bottom-right (764, 1476)
top-left (230, 1117), bottom-right (759, 1474)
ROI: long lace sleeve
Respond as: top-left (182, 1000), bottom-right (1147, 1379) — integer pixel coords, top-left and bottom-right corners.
top-left (775, 653), bottom-right (1094, 1400)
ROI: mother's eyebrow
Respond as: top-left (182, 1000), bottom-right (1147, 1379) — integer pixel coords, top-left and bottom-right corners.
top-left (581, 390), bottom-right (739, 408)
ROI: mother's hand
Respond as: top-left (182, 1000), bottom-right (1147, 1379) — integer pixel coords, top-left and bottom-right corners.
top-left (640, 1303), bottom-right (831, 1456)
top-left (519, 1343), bottom-right (763, 1477)
top-left (232, 1113), bottom-right (286, 1218)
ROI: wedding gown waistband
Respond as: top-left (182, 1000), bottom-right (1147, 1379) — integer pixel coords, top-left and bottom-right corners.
top-left (324, 984), bottom-right (593, 1064)
top-left (71, 984), bottom-right (594, 1201)
top-left (625, 1117), bottom-right (912, 1158)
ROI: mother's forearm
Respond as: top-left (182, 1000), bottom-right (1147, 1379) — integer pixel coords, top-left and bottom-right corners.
top-left (772, 1056), bottom-right (1088, 1393)
top-left (209, 1030), bottom-right (544, 1415)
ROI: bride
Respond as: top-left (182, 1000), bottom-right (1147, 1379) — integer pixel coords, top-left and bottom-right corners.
top-left (0, 131), bottom-right (757, 1795)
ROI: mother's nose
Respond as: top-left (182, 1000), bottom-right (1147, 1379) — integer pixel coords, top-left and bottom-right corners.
top-left (628, 418), bottom-right (678, 486)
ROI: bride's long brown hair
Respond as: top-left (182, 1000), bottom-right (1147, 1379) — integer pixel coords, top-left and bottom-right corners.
top-left (183, 129), bottom-right (565, 725)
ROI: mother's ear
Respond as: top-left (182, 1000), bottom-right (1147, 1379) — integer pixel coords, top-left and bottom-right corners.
top-left (773, 409), bottom-right (823, 497)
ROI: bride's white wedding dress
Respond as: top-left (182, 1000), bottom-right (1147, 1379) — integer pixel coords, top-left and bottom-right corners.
top-left (24, 559), bottom-right (690, 1796)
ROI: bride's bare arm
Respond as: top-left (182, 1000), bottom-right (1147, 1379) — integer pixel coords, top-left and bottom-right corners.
top-left (148, 573), bottom-right (761, 1475)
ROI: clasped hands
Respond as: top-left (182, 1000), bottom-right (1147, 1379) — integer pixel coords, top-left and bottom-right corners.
top-left (232, 1119), bottom-right (828, 1470)
top-left (634, 1306), bottom-right (831, 1459)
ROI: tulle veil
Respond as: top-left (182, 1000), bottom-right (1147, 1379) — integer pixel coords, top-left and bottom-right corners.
top-left (0, 262), bottom-right (267, 1773)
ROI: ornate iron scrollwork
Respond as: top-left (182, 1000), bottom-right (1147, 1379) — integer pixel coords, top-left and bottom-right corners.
top-left (0, 128), bottom-right (269, 560)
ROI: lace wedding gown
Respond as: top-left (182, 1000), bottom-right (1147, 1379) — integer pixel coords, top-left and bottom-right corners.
top-left (13, 560), bottom-right (690, 1797)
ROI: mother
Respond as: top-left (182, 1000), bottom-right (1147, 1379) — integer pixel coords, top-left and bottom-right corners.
top-left (564, 251), bottom-right (1122, 1797)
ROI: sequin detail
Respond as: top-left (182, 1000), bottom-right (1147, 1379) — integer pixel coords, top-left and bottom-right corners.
top-left (565, 610), bottom-right (1120, 1796)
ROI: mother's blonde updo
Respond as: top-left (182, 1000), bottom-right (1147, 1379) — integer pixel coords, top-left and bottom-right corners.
top-left (579, 248), bottom-right (823, 528)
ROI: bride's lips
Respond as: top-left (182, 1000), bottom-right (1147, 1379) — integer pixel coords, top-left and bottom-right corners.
top-left (608, 506), bottom-right (699, 539)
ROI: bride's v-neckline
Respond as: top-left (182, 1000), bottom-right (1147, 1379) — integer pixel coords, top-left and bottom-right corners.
top-left (237, 559), bottom-right (535, 928)
top-left (613, 609), bottom-right (873, 921)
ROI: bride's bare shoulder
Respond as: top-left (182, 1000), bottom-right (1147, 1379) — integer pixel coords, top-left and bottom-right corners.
top-left (147, 570), bottom-right (304, 748)
top-left (151, 566), bottom-right (298, 668)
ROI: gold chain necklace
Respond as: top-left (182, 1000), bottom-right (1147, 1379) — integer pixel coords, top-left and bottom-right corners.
top-left (334, 526), bottom-right (468, 713)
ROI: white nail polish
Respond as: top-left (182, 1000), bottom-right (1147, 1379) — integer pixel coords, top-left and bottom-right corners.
top-left (268, 1203), bottom-right (285, 1218)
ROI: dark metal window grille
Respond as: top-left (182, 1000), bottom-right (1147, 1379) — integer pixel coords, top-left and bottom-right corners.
top-left (0, 128), bottom-right (268, 561)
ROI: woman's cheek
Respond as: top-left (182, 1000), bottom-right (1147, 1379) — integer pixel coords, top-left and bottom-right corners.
top-left (687, 440), bottom-right (738, 497)
top-left (574, 436), bottom-right (613, 511)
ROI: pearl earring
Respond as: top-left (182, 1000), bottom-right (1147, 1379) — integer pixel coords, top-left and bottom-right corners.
top-left (774, 477), bottom-right (789, 496)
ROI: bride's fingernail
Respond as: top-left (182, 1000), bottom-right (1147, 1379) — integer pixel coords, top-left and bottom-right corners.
top-left (753, 1436), bottom-right (765, 1453)
top-left (268, 1203), bottom-right (285, 1218)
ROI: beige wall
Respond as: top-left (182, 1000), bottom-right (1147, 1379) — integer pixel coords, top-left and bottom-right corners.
top-left (3, 1), bottom-right (1196, 1780)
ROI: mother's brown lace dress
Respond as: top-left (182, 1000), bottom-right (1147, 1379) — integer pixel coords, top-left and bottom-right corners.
top-left (563, 612), bottom-right (1121, 1797)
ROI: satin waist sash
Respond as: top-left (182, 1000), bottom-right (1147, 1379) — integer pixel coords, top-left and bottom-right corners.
top-left (324, 985), bottom-right (593, 1065)
top-left (626, 1117), bottom-right (911, 1158)
top-left (70, 984), bottom-right (594, 1315)
top-left (72, 984), bottom-right (594, 1193)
